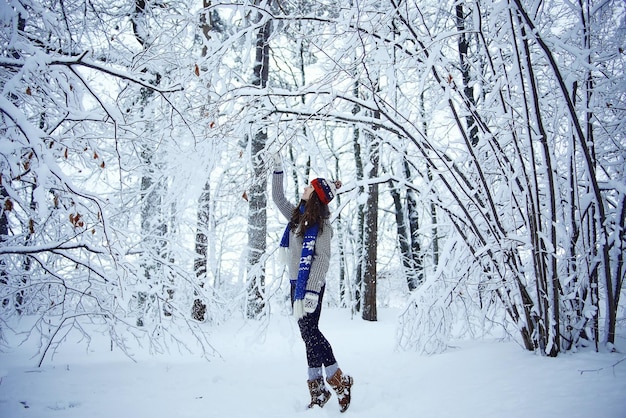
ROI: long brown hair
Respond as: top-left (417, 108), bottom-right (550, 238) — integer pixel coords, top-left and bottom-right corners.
top-left (289, 192), bottom-right (330, 236)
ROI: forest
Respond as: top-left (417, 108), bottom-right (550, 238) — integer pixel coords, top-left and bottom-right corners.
top-left (0, 0), bottom-right (625, 365)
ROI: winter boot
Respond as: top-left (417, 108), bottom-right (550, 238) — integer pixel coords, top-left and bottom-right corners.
top-left (307, 377), bottom-right (332, 409)
top-left (326, 368), bottom-right (353, 413)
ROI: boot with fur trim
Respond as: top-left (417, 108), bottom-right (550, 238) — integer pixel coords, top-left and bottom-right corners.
top-left (326, 368), bottom-right (353, 413)
top-left (307, 377), bottom-right (332, 409)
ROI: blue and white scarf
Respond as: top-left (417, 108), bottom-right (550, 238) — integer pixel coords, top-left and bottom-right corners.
top-left (279, 204), bottom-right (319, 301)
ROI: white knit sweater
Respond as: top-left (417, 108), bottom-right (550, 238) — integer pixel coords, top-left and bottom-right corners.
top-left (272, 170), bottom-right (332, 293)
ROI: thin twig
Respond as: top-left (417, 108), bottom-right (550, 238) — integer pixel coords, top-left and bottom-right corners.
top-left (579, 356), bottom-right (626, 375)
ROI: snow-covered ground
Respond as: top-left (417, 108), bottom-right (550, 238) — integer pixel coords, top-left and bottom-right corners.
top-left (0, 308), bottom-right (624, 418)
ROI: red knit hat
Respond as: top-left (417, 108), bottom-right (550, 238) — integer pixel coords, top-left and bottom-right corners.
top-left (311, 178), bottom-right (337, 205)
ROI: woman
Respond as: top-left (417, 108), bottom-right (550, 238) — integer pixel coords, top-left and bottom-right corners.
top-left (272, 155), bottom-right (354, 413)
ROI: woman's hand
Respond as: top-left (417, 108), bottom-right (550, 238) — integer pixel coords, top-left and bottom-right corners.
top-left (303, 292), bottom-right (319, 314)
top-left (293, 291), bottom-right (319, 320)
top-left (272, 153), bottom-right (282, 170)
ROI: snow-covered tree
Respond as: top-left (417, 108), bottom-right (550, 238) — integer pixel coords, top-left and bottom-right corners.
top-left (0, 0), bottom-right (218, 362)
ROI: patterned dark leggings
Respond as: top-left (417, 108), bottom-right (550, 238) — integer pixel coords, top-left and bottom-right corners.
top-left (291, 284), bottom-right (337, 369)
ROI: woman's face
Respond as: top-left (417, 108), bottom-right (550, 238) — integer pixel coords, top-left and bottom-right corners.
top-left (302, 184), bottom-right (314, 201)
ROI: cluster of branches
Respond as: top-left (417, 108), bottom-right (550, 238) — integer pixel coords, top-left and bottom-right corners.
top-left (0, 0), bottom-right (220, 364)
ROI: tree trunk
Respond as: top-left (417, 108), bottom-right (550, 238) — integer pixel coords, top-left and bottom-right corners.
top-left (404, 158), bottom-right (423, 288)
top-left (133, 0), bottom-right (168, 327)
top-left (456, 3), bottom-right (479, 146)
top-left (389, 180), bottom-right (416, 291)
top-left (138, 141), bottom-right (166, 326)
top-left (351, 79), bottom-right (364, 313)
top-left (362, 126), bottom-right (379, 322)
top-left (192, 0), bottom-right (214, 322)
top-left (246, 4), bottom-right (271, 319)
top-left (420, 93), bottom-right (439, 268)
top-left (389, 166), bottom-right (421, 292)
top-left (193, 181), bottom-right (210, 322)
top-left (0, 185), bottom-right (7, 310)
